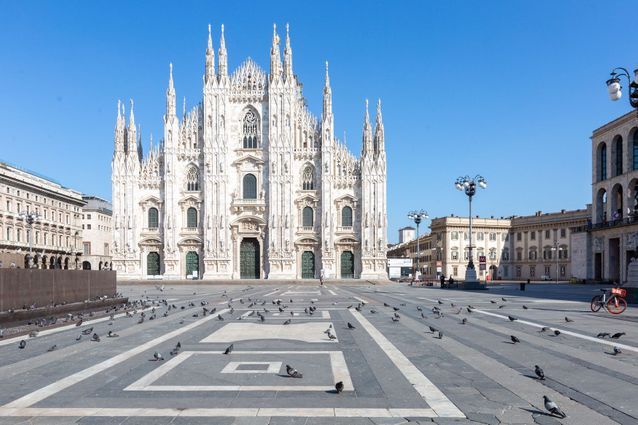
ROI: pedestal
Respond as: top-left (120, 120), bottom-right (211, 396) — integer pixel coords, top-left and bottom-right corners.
top-left (463, 267), bottom-right (486, 290)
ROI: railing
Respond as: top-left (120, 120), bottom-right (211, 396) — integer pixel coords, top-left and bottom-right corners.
top-left (572, 214), bottom-right (638, 233)
top-left (337, 226), bottom-right (353, 232)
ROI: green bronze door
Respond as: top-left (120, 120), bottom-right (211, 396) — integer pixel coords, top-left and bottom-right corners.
top-left (301, 251), bottom-right (315, 279)
top-left (147, 252), bottom-right (160, 276)
top-left (340, 251), bottom-right (354, 278)
top-left (240, 238), bottom-right (260, 279)
top-left (185, 251), bottom-right (199, 278)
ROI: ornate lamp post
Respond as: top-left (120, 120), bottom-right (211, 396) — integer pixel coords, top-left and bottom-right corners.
top-left (455, 175), bottom-right (487, 286)
top-left (606, 66), bottom-right (638, 109)
top-left (19, 211), bottom-right (40, 268)
top-left (407, 210), bottom-right (429, 281)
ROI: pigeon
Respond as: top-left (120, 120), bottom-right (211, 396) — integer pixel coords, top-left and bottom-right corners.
top-left (468, 305), bottom-right (475, 309)
top-left (347, 322), bottom-right (356, 329)
top-left (283, 319), bottom-right (291, 325)
top-left (391, 316), bottom-right (400, 322)
top-left (286, 364), bottom-right (303, 378)
top-left (502, 297), bottom-right (507, 302)
top-left (92, 333), bottom-right (101, 342)
top-left (421, 312), bottom-right (426, 319)
top-left (543, 395), bottom-right (566, 418)
top-left (538, 327), bottom-right (550, 333)
top-left (565, 317), bottom-right (574, 323)
top-left (428, 326), bottom-right (438, 333)
top-left (47, 344), bottom-right (57, 352)
top-left (510, 335), bottom-right (520, 344)
top-left (451, 303), bottom-right (455, 307)
top-left (461, 318), bottom-right (467, 325)
top-left (383, 302), bottom-right (390, 307)
top-left (218, 315), bottom-right (225, 321)
top-left (508, 315), bottom-right (517, 322)
top-left (355, 305), bottom-right (362, 312)
top-left (18, 340), bottom-right (26, 349)
top-left (611, 332), bottom-right (625, 339)
top-left (534, 365), bottom-right (545, 380)
top-left (260, 314), bottom-right (266, 322)
top-left (597, 332), bottom-right (610, 338)
top-left (436, 331), bottom-right (443, 339)
top-left (466, 307), bottom-right (473, 314)
top-left (335, 381), bottom-right (344, 393)
top-left (327, 331), bottom-right (337, 340)
top-left (522, 305), bottom-right (528, 310)
top-left (490, 300), bottom-right (497, 304)
top-left (393, 307), bottom-right (400, 312)
top-left (437, 300), bottom-right (443, 305)
top-left (153, 351), bottom-right (164, 361)
top-left (613, 346), bottom-right (622, 355)
top-left (223, 344), bottom-right (234, 355)
top-left (76, 334), bottom-right (82, 341)
top-left (107, 331), bottom-right (119, 337)
top-left (553, 330), bottom-right (561, 336)
top-left (498, 305), bottom-right (506, 309)
top-left (416, 306), bottom-right (422, 311)
top-left (370, 309), bottom-right (377, 314)
top-left (394, 312), bottom-right (400, 319)
top-left (82, 327), bottom-right (94, 335)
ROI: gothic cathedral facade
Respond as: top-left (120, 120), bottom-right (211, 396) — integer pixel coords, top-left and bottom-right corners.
top-left (111, 25), bottom-right (388, 280)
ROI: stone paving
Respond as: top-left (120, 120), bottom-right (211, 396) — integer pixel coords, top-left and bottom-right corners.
top-left (0, 282), bottom-right (636, 424)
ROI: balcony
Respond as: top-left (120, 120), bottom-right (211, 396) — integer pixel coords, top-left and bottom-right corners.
top-left (337, 226), bottom-right (354, 233)
top-left (573, 214), bottom-right (638, 233)
top-left (231, 198), bottom-right (266, 213)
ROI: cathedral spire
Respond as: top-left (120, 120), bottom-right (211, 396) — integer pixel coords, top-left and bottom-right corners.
top-left (114, 99), bottom-right (125, 153)
top-left (270, 23), bottom-right (281, 81)
top-left (205, 23), bottom-right (215, 84)
top-left (218, 24), bottom-right (228, 79)
top-left (322, 61), bottom-right (332, 119)
top-left (374, 98), bottom-right (385, 155)
top-left (362, 99), bottom-right (373, 157)
top-left (283, 23), bottom-right (293, 81)
top-left (128, 99), bottom-right (135, 130)
top-left (166, 63), bottom-right (176, 118)
top-left (127, 100), bottom-right (138, 161)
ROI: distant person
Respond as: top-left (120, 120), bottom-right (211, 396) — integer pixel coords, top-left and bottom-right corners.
top-left (449, 276), bottom-right (454, 286)
top-left (320, 268), bottom-right (325, 286)
top-left (440, 274), bottom-right (446, 287)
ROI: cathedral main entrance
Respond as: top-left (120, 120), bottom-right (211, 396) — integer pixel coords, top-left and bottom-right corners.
top-left (147, 252), bottom-right (160, 275)
top-left (240, 238), bottom-right (260, 279)
top-left (340, 251), bottom-right (354, 278)
top-left (301, 251), bottom-right (315, 279)
top-left (185, 251), bottom-right (199, 278)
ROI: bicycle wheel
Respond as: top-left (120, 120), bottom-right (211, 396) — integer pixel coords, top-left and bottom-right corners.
top-left (590, 295), bottom-right (602, 312)
top-left (606, 296), bottom-right (627, 315)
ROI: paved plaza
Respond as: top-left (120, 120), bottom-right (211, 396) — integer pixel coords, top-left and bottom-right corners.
top-left (0, 282), bottom-right (636, 424)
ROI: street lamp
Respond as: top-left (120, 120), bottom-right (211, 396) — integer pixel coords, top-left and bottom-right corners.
top-left (606, 67), bottom-right (638, 109)
top-left (551, 242), bottom-right (563, 284)
top-left (454, 175), bottom-right (487, 286)
top-left (407, 210), bottom-right (429, 281)
top-left (19, 211), bottom-right (40, 268)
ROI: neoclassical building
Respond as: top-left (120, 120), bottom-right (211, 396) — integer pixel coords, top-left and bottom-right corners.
top-left (111, 24), bottom-right (388, 280)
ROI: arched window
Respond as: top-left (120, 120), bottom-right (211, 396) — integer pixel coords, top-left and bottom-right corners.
top-left (633, 129), bottom-right (638, 171)
top-left (186, 167), bottom-right (199, 191)
top-left (242, 109), bottom-right (259, 149)
top-left (598, 143), bottom-right (607, 181)
top-left (613, 136), bottom-right (623, 177)
top-left (243, 174), bottom-right (257, 199)
top-left (302, 166), bottom-right (314, 190)
top-left (341, 206), bottom-right (353, 227)
top-left (148, 207), bottom-right (158, 229)
top-left (302, 206), bottom-right (314, 227)
top-left (187, 207), bottom-right (198, 228)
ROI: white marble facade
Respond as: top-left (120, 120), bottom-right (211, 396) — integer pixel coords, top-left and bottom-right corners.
top-left (111, 24), bottom-right (387, 280)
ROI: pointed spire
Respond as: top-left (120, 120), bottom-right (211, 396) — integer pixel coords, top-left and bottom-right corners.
top-left (166, 63), bottom-right (176, 118)
top-left (117, 99), bottom-right (121, 119)
top-left (205, 24), bottom-right (215, 84)
top-left (114, 100), bottom-right (125, 153)
top-left (270, 23), bottom-right (281, 81)
top-left (362, 99), bottom-right (373, 157)
top-left (283, 23), bottom-right (293, 81)
top-left (137, 125), bottom-right (143, 160)
top-left (217, 24), bottom-right (228, 79)
top-left (183, 96), bottom-right (186, 117)
top-left (128, 99), bottom-right (135, 129)
top-left (374, 98), bottom-right (385, 155)
top-left (322, 61), bottom-right (332, 119)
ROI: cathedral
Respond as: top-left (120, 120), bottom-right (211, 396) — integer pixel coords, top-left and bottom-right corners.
top-left (111, 24), bottom-right (388, 280)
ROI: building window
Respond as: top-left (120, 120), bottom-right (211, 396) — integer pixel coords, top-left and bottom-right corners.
top-left (477, 232), bottom-right (484, 241)
top-left (529, 266), bottom-right (536, 277)
top-left (464, 250), bottom-right (469, 260)
top-left (87, 214), bottom-right (91, 220)
top-left (516, 266), bottom-right (521, 278)
top-left (502, 249), bottom-right (509, 261)
top-left (598, 142), bottom-right (607, 181)
top-left (87, 224), bottom-right (91, 230)
top-left (243, 174), bottom-right (257, 199)
top-left (489, 232), bottom-right (496, 241)
top-left (530, 231), bottom-right (535, 240)
top-left (451, 231), bottom-right (459, 240)
top-left (613, 135), bottom-right (623, 177)
top-left (242, 109), bottom-right (259, 149)
top-left (83, 242), bottom-right (91, 255)
top-left (302, 166), bottom-right (314, 190)
top-left (516, 250), bottom-right (522, 261)
top-left (528, 249), bottom-right (537, 260)
top-left (342, 206), bottom-right (353, 227)
top-left (452, 266), bottom-right (458, 276)
top-left (503, 233), bottom-right (509, 241)
top-left (560, 228), bottom-right (566, 238)
top-left (545, 230), bottom-right (550, 239)
top-left (489, 249), bottom-right (496, 260)
top-left (187, 207), bottom-right (198, 228)
top-left (186, 167), bottom-right (200, 191)
top-left (560, 265), bottom-right (566, 277)
top-left (302, 206), bottom-right (314, 227)
top-left (148, 207), bottom-right (159, 229)
top-left (451, 249), bottom-right (458, 260)
top-left (503, 265), bottom-right (508, 277)
top-left (516, 232), bottom-right (522, 241)
top-left (17, 229), bottom-right (21, 242)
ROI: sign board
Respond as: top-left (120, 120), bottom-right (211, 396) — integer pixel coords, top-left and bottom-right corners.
top-left (479, 256), bottom-right (486, 264)
top-left (436, 266), bottom-right (442, 273)
top-left (389, 267), bottom-right (402, 279)
top-left (436, 261), bottom-right (442, 267)
top-left (388, 258), bottom-right (413, 268)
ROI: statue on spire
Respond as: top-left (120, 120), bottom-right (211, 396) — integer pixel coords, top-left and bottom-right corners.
top-left (218, 24), bottom-right (228, 79)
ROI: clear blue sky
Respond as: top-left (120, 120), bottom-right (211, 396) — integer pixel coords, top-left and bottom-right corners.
top-left (0, 1), bottom-right (635, 243)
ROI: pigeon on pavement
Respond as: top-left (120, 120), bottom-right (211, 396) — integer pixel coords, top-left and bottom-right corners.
top-left (510, 335), bottom-right (520, 344)
top-left (153, 351), bottom-right (164, 361)
top-left (597, 332), bottom-right (610, 338)
top-left (223, 344), bottom-right (234, 355)
top-left (47, 345), bottom-right (57, 352)
top-left (461, 318), bottom-right (467, 325)
top-left (18, 340), bottom-right (26, 349)
top-left (428, 326), bottom-right (438, 333)
top-left (534, 365), bottom-right (545, 380)
top-left (523, 305), bottom-right (528, 310)
top-left (508, 315), bottom-right (517, 322)
top-left (611, 332), bottom-right (626, 339)
top-left (565, 317), bottom-right (574, 323)
top-left (286, 364), bottom-right (303, 378)
top-left (92, 333), bottom-right (101, 342)
top-left (347, 322), bottom-right (356, 329)
top-left (612, 346), bottom-right (622, 355)
top-left (538, 327), bottom-right (550, 333)
top-left (553, 330), bottom-right (561, 336)
top-left (283, 319), bottom-right (291, 325)
top-left (335, 381), bottom-right (344, 393)
top-left (543, 395), bottom-right (566, 418)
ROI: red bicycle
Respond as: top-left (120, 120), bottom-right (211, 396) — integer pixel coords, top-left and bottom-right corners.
top-left (590, 287), bottom-right (627, 315)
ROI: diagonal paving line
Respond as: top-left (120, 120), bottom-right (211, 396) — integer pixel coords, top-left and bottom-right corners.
top-left (2, 308), bottom-right (230, 409)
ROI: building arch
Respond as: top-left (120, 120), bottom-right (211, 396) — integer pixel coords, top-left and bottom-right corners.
top-left (301, 164), bottom-right (315, 190)
top-left (630, 127), bottom-right (638, 171)
top-left (611, 183), bottom-right (624, 220)
top-left (82, 261), bottom-right (91, 270)
top-left (612, 135), bottom-right (623, 177)
top-left (597, 142), bottom-right (607, 181)
top-left (241, 107), bottom-right (260, 149)
top-left (186, 166), bottom-right (200, 191)
top-left (146, 252), bottom-right (161, 275)
top-left (340, 250), bottom-right (355, 278)
top-left (301, 251), bottom-right (315, 278)
top-left (596, 188), bottom-right (607, 223)
top-left (628, 177), bottom-right (638, 217)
